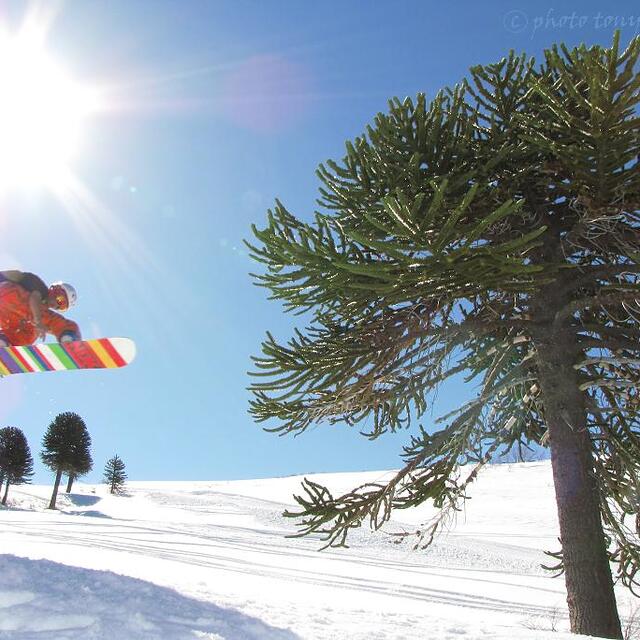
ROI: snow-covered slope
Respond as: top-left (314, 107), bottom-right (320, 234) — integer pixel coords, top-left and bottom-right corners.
top-left (0, 461), bottom-right (635, 639)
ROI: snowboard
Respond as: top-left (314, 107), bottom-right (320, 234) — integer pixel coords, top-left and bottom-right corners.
top-left (0, 337), bottom-right (136, 377)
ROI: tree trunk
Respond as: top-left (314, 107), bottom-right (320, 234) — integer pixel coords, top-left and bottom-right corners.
top-left (66, 474), bottom-right (75, 493)
top-left (2, 479), bottom-right (9, 505)
top-left (533, 295), bottom-right (622, 638)
top-left (48, 469), bottom-right (63, 510)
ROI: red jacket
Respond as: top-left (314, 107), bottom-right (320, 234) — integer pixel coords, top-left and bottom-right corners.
top-left (0, 282), bottom-right (80, 345)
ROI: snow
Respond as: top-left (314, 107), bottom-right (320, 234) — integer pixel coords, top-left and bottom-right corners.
top-left (0, 461), bottom-right (636, 639)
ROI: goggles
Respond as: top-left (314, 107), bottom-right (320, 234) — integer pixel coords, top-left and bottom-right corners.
top-left (55, 293), bottom-right (68, 310)
top-left (48, 282), bottom-right (76, 311)
top-left (50, 287), bottom-right (69, 311)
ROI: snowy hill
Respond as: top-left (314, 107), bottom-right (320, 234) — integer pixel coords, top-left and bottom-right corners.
top-left (0, 461), bottom-right (636, 639)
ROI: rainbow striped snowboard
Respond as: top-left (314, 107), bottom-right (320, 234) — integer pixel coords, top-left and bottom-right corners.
top-left (0, 337), bottom-right (136, 377)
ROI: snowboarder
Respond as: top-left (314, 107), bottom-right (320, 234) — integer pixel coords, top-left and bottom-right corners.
top-left (0, 270), bottom-right (81, 347)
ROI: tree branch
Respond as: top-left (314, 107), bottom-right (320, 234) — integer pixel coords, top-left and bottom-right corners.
top-left (554, 291), bottom-right (640, 326)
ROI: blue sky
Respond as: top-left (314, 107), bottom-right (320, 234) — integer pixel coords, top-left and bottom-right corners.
top-left (1, 1), bottom-right (637, 483)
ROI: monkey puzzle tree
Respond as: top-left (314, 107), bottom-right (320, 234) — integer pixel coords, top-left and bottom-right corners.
top-left (41, 412), bottom-right (92, 509)
top-left (65, 456), bottom-right (93, 493)
top-left (0, 426), bottom-right (8, 488)
top-left (0, 426), bottom-right (33, 505)
top-left (247, 35), bottom-right (640, 639)
top-left (103, 454), bottom-right (127, 495)
top-left (65, 442), bottom-right (93, 493)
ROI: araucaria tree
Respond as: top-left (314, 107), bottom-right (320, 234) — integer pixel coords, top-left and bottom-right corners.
top-left (103, 455), bottom-right (127, 495)
top-left (0, 427), bottom-right (7, 488)
top-left (65, 446), bottom-right (93, 494)
top-left (0, 427), bottom-right (33, 505)
top-left (247, 35), bottom-right (640, 639)
top-left (41, 412), bottom-right (92, 509)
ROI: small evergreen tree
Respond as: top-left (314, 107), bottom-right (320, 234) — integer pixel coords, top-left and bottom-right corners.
top-left (103, 455), bottom-right (127, 495)
top-left (0, 427), bottom-right (34, 505)
top-left (41, 412), bottom-right (92, 509)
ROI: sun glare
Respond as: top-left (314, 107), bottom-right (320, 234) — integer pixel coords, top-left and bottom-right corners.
top-left (0, 28), bottom-right (99, 192)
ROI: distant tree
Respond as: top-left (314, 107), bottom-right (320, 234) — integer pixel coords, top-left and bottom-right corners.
top-left (0, 427), bottom-right (34, 505)
top-left (41, 412), bottom-right (92, 509)
top-left (103, 455), bottom-right (127, 495)
top-left (65, 446), bottom-right (93, 493)
top-left (0, 426), bottom-right (9, 488)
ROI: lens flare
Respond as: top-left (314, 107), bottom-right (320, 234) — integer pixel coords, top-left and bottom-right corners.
top-left (221, 55), bottom-right (312, 132)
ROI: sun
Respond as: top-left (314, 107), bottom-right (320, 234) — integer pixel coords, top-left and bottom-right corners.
top-left (0, 25), bottom-right (99, 192)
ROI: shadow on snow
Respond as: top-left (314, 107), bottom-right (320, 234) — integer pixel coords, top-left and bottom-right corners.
top-left (64, 493), bottom-right (102, 507)
top-left (0, 554), bottom-right (299, 639)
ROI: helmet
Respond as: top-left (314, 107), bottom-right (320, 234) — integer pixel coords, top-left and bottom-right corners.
top-left (48, 282), bottom-right (77, 311)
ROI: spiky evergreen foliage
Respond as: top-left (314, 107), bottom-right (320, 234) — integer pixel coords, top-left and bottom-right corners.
top-left (248, 34), bottom-right (640, 638)
top-left (0, 426), bottom-right (33, 504)
top-left (41, 412), bottom-right (92, 509)
top-left (103, 455), bottom-right (127, 495)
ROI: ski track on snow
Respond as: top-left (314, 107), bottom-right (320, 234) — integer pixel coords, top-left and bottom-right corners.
top-left (0, 463), bottom-right (633, 639)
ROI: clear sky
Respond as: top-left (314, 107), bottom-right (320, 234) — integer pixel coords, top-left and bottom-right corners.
top-left (0, 0), bottom-right (637, 483)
